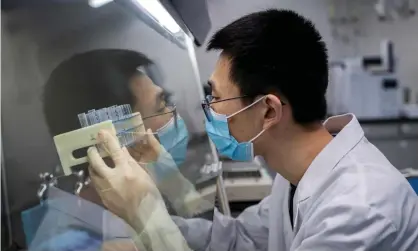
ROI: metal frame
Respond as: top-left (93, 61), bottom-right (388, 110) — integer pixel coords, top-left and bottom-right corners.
top-left (184, 30), bottom-right (231, 216)
top-left (1, 25), bottom-right (14, 247)
top-left (115, 0), bottom-right (231, 215)
top-left (1, 136), bottom-right (13, 248)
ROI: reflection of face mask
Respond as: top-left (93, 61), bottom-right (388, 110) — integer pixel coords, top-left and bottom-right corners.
top-left (157, 115), bottom-right (189, 167)
top-left (205, 97), bottom-right (266, 162)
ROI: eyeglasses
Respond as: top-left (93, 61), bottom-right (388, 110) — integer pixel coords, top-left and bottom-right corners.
top-left (201, 94), bottom-right (286, 122)
top-left (201, 95), bottom-right (248, 122)
top-left (142, 104), bottom-right (179, 130)
top-left (143, 104), bottom-right (177, 120)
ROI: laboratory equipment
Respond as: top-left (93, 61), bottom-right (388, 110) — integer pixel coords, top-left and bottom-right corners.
top-left (328, 40), bottom-right (404, 119)
top-left (221, 162), bottom-right (273, 203)
top-left (199, 158), bottom-right (273, 209)
top-left (361, 119), bottom-right (418, 172)
top-left (375, 0), bottom-right (415, 20)
top-left (401, 104), bottom-right (418, 118)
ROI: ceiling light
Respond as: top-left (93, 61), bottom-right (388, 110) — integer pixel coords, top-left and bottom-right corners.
top-left (133, 0), bottom-right (181, 33)
top-left (89, 0), bottom-right (113, 8)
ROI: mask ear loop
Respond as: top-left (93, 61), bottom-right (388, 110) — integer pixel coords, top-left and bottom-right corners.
top-left (248, 95), bottom-right (285, 143)
top-left (226, 96), bottom-right (267, 119)
top-left (152, 107), bottom-right (179, 137)
top-left (227, 96), bottom-right (268, 143)
top-left (249, 128), bottom-right (267, 143)
top-left (156, 106), bottom-right (178, 132)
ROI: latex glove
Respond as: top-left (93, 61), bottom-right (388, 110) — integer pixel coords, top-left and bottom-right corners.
top-left (128, 128), bottom-right (162, 164)
top-left (87, 130), bottom-right (161, 227)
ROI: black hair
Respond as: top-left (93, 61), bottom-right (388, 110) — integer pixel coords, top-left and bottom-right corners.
top-left (43, 49), bottom-right (153, 136)
top-left (207, 9), bottom-right (329, 124)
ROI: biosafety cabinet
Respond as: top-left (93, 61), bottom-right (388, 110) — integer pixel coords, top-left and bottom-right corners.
top-left (1, 0), bottom-right (225, 249)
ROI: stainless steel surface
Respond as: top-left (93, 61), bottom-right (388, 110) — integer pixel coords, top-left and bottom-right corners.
top-left (362, 121), bottom-right (418, 170)
top-left (363, 122), bottom-right (418, 139)
top-left (370, 139), bottom-right (418, 170)
top-left (362, 124), bottom-right (400, 138)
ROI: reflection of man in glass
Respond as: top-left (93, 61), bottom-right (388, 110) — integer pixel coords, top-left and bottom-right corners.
top-left (35, 49), bottom-right (201, 250)
top-left (43, 49), bottom-right (189, 166)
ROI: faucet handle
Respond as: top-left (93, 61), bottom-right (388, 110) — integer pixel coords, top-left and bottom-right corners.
top-left (37, 183), bottom-right (48, 201)
top-left (37, 172), bottom-right (57, 201)
top-left (74, 182), bottom-right (84, 195)
top-left (74, 170), bottom-right (89, 195)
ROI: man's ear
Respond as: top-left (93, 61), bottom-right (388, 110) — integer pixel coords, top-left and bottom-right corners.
top-left (262, 94), bottom-right (283, 130)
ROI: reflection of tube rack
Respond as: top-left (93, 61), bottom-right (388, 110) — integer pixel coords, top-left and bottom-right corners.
top-left (54, 104), bottom-right (144, 176)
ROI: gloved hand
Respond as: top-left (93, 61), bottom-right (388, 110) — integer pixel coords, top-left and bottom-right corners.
top-left (128, 128), bottom-right (162, 164)
top-left (87, 130), bottom-right (161, 228)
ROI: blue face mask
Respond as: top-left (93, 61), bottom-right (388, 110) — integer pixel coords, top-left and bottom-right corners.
top-left (205, 97), bottom-right (266, 162)
top-left (157, 115), bottom-right (189, 166)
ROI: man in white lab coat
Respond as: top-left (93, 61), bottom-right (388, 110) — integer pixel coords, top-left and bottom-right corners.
top-left (87, 9), bottom-right (418, 251)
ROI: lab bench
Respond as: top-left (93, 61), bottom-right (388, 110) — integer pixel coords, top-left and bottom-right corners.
top-left (359, 118), bottom-right (418, 171)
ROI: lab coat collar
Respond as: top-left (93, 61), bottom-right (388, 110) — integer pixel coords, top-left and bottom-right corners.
top-left (296, 113), bottom-right (364, 202)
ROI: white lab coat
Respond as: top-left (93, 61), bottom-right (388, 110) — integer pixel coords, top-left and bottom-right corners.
top-left (174, 114), bottom-right (418, 251)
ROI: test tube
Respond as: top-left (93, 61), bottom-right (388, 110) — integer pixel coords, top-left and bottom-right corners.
top-left (78, 113), bottom-right (89, 128)
top-left (78, 104), bottom-right (135, 147)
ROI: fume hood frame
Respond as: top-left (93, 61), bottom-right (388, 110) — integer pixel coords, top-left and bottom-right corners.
top-left (2, 0), bottom-right (212, 46)
top-left (115, 0), bottom-right (188, 50)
